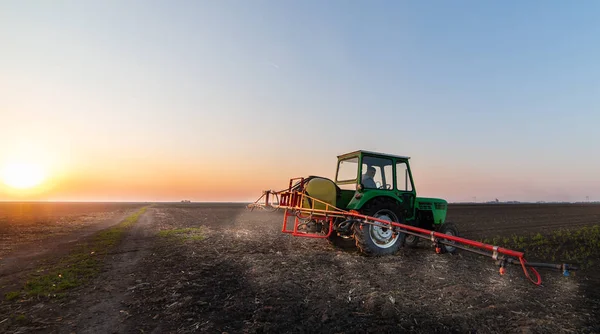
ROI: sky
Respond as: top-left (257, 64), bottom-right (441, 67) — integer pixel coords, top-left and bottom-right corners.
top-left (1, 0), bottom-right (600, 202)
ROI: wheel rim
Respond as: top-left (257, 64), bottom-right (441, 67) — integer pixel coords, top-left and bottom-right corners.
top-left (368, 209), bottom-right (400, 248)
top-left (443, 230), bottom-right (456, 252)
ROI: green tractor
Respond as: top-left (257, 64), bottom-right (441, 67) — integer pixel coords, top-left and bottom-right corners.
top-left (249, 150), bottom-right (579, 283)
top-left (307, 150), bottom-right (459, 255)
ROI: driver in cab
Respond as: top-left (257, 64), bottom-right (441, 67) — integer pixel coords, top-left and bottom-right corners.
top-left (361, 166), bottom-right (377, 189)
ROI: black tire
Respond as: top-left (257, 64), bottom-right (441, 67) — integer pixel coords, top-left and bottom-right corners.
top-left (405, 211), bottom-right (427, 248)
top-left (437, 222), bottom-right (459, 254)
top-left (326, 233), bottom-right (357, 249)
top-left (353, 198), bottom-right (405, 256)
top-left (404, 234), bottom-right (420, 248)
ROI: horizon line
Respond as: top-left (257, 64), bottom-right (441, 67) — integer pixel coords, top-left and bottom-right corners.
top-left (0, 200), bottom-right (598, 204)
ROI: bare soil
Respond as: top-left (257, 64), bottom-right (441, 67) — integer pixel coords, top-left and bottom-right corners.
top-left (0, 202), bottom-right (146, 259)
top-left (0, 203), bottom-right (599, 333)
top-left (63, 210), bottom-right (156, 333)
top-left (0, 203), bottom-right (145, 296)
top-left (446, 203), bottom-right (600, 239)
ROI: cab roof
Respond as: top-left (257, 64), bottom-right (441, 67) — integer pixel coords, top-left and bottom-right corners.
top-left (337, 150), bottom-right (411, 160)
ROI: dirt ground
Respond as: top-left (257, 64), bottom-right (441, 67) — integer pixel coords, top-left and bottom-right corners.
top-left (446, 203), bottom-right (600, 239)
top-left (0, 202), bottom-right (146, 260)
top-left (1, 203), bottom-right (599, 333)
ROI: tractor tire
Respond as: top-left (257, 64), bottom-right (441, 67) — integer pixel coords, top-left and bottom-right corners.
top-left (437, 222), bottom-right (459, 254)
top-left (404, 234), bottom-right (420, 248)
top-left (326, 233), bottom-right (356, 250)
top-left (353, 198), bottom-right (405, 256)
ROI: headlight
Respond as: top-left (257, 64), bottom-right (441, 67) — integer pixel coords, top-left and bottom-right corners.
top-left (356, 183), bottom-right (363, 192)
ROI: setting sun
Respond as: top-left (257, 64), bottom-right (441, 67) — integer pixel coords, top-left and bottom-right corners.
top-left (1, 162), bottom-right (47, 189)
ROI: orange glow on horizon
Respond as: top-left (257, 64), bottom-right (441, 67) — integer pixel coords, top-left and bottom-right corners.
top-left (0, 151), bottom-right (590, 203)
top-left (0, 160), bottom-right (294, 202)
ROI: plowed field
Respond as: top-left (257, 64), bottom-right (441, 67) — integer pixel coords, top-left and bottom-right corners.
top-left (1, 203), bottom-right (599, 333)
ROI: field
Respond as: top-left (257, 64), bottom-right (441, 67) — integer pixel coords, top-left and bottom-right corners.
top-left (0, 202), bottom-right (147, 259)
top-left (0, 202), bottom-right (599, 333)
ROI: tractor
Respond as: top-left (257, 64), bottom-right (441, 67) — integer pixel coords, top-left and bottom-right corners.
top-left (248, 150), bottom-right (578, 284)
top-left (255, 150), bottom-right (459, 256)
top-left (321, 150), bottom-right (458, 255)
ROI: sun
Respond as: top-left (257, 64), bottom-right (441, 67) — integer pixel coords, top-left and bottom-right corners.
top-left (1, 162), bottom-right (47, 189)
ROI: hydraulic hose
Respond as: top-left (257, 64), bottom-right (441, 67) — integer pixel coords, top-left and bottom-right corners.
top-left (519, 257), bottom-right (542, 285)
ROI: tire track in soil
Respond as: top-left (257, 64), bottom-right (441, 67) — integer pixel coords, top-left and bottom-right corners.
top-left (60, 208), bottom-right (157, 334)
top-left (0, 209), bottom-right (138, 295)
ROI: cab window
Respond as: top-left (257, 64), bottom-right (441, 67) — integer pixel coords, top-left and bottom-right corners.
top-left (336, 157), bottom-right (358, 182)
top-left (362, 156), bottom-right (393, 189)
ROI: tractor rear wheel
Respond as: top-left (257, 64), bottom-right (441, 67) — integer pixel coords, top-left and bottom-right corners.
top-left (438, 222), bottom-right (459, 254)
top-left (353, 198), bottom-right (405, 256)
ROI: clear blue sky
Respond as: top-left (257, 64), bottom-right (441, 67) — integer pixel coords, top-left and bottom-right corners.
top-left (1, 1), bottom-right (599, 202)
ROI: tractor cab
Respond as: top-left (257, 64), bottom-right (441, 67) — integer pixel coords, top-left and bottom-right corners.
top-left (334, 150), bottom-right (416, 216)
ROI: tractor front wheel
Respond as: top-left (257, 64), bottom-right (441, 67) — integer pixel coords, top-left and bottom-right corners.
top-left (404, 235), bottom-right (420, 248)
top-left (437, 222), bottom-right (459, 254)
top-left (326, 233), bottom-right (356, 249)
top-left (353, 198), bottom-right (405, 256)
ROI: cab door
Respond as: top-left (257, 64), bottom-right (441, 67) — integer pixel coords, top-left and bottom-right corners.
top-left (395, 160), bottom-right (416, 219)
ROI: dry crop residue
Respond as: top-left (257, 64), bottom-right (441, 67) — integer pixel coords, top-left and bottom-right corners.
top-left (1, 203), bottom-right (598, 333)
top-left (120, 204), bottom-right (599, 333)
